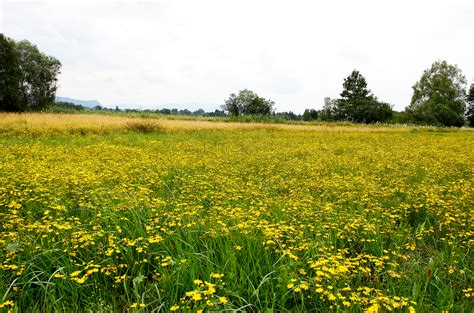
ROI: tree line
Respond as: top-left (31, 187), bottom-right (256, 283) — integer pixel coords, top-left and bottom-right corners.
top-left (222, 64), bottom-right (474, 127)
top-left (1, 34), bottom-right (474, 127)
top-left (56, 101), bottom-right (228, 117)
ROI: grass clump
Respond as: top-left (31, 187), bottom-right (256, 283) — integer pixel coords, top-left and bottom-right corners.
top-left (125, 120), bottom-right (164, 133)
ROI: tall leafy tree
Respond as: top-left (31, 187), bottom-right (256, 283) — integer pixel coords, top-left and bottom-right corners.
top-left (406, 60), bottom-right (466, 127)
top-left (16, 40), bottom-right (61, 111)
top-left (319, 97), bottom-right (338, 121)
top-left (0, 34), bottom-right (22, 111)
top-left (222, 92), bottom-right (244, 116)
top-left (466, 83), bottom-right (474, 126)
top-left (222, 89), bottom-right (274, 116)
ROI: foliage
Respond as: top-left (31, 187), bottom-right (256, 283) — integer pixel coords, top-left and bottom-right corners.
top-left (466, 83), bottom-right (474, 126)
top-left (53, 101), bottom-right (86, 112)
top-left (113, 107), bottom-right (226, 117)
top-left (0, 34), bottom-right (22, 112)
top-left (406, 60), bottom-right (467, 127)
top-left (340, 69), bottom-right (372, 100)
top-left (17, 40), bottom-right (62, 111)
top-left (388, 111), bottom-right (413, 125)
top-left (334, 70), bottom-right (393, 123)
top-left (222, 89), bottom-right (274, 116)
top-left (0, 37), bottom-right (61, 112)
top-left (302, 108), bottom-right (318, 121)
top-left (319, 97), bottom-right (338, 121)
top-left (0, 116), bottom-right (472, 311)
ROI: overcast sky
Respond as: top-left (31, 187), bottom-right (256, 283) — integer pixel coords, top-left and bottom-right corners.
top-left (1, 0), bottom-right (472, 112)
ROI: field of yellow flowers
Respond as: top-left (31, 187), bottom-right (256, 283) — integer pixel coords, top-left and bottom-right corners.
top-left (0, 114), bottom-right (473, 312)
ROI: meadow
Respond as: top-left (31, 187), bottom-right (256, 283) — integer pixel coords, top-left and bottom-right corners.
top-left (0, 114), bottom-right (472, 312)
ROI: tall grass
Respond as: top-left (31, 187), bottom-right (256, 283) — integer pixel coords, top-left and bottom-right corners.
top-left (0, 112), bottom-right (460, 136)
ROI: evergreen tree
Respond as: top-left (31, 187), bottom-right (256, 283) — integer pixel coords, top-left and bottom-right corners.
top-left (335, 70), bottom-right (392, 123)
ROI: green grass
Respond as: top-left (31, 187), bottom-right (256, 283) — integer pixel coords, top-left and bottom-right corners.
top-left (0, 123), bottom-right (473, 312)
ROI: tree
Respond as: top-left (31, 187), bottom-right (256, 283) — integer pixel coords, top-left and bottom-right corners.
top-left (0, 34), bottom-right (22, 112)
top-left (222, 92), bottom-right (242, 116)
top-left (222, 89), bottom-right (274, 116)
top-left (466, 83), bottom-right (474, 126)
top-left (336, 70), bottom-right (392, 123)
top-left (193, 109), bottom-right (205, 116)
top-left (245, 95), bottom-right (274, 115)
top-left (209, 109), bottom-right (226, 117)
top-left (16, 40), bottom-right (61, 111)
top-left (55, 101), bottom-right (85, 111)
top-left (160, 108), bottom-right (171, 115)
top-left (319, 97), bottom-right (338, 121)
top-left (302, 109), bottom-right (318, 121)
top-left (179, 109), bottom-right (192, 115)
top-left (406, 60), bottom-right (467, 127)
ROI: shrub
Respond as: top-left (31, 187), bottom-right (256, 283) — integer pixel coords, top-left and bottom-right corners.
top-left (125, 120), bottom-right (164, 133)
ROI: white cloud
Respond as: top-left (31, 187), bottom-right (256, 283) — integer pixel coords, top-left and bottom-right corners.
top-left (1, 0), bottom-right (472, 112)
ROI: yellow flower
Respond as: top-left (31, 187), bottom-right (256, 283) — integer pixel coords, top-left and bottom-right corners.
top-left (74, 276), bottom-right (87, 284)
top-left (130, 303), bottom-right (145, 308)
top-left (170, 305), bottom-right (179, 311)
top-left (205, 285), bottom-right (216, 295)
top-left (219, 296), bottom-right (228, 304)
top-left (365, 303), bottom-right (380, 313)
top-left (53, 273), bottom-right (66, 279)
top-left (191, 293), bottom-right (202, 301)
top-left (300, 283), bottom-right (309, 290)
top-left (0, 300), bottom-right (14, 309)
top-left (211, 273), bottom-right (224, 279)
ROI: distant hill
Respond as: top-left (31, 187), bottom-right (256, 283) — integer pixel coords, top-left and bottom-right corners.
top-left (55, 96), bottom-right (103, 108)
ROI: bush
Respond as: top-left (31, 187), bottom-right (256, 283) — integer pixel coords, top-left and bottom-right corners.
top-left (125, 120), bottom-right (164, 133)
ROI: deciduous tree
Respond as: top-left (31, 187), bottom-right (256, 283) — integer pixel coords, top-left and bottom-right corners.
top-left (302, 108), bottom-right (318, 121)
top-left (0, 34), bottom-right (22, 111)
top-left (222, 89), bottom-right (274, 116)
top-left (466, 83), bottom-right (474, 126)
top-left (16, 40), bottom-right (61, 111)
top-left (406, 60), bottom-right (466, 127)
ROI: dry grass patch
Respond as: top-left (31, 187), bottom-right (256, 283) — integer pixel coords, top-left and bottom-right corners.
top-left (0, 113), bottom-right (471, 135)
